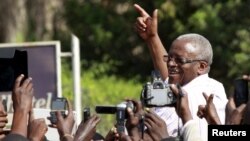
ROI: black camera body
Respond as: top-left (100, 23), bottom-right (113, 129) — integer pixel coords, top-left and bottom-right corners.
top-left (95, 101), bottom-right (134, 133)
top-left (141, 70), bottom-right (176, 107)
top-left (49, 97), bottom-right (67, 124)
top-left (83, 107), bottom-right (91, 123)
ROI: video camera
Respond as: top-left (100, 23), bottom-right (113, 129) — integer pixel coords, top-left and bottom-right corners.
top-left (141, 70), bottom-right (176, 107)
top-left (95, 101), bottom-right (135, 133)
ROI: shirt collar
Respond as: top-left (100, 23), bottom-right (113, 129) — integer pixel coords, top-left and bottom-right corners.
top-left (182, 73), bottom-right (209, 88)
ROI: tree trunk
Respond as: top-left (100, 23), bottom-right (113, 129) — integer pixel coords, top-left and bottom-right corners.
top-left (0, 0), bottom-right (64, 43)
top-left (0, 0), bottom-right (27, 42)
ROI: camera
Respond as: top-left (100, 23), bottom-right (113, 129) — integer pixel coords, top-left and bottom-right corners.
top-left (0, 50), bottom-right (28, 91)
top-left (95, 101), bottom-right (135, 133)
top-left (234, 78), bottom-right (249, 107)
top-left (49, 97), bottom-right (67, 124)
top-left (141, 70), bottom-right (176, 107)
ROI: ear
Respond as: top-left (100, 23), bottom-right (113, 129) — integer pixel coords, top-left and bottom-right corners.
top-left (197, 61), bottom-right (208, 75)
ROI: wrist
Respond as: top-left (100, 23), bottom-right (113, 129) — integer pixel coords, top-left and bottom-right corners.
top-left (61, 133), bottom-right (74, 141)
top-left (146, 34), bottom-right (160, 43)
top-left (209, 117), bottom-right (221, 125)
top-left (181, 111), bottom-right (193, 124)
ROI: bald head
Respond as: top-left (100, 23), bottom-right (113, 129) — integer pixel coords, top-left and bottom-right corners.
top-left (175, 33), bottom-right (213, 66)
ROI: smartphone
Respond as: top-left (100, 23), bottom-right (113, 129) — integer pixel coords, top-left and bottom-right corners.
top-left (83, 107), bottom-right (90, 123)
top-left (233, 79), bottom-right (249, 107)
top-left (49, 97), bottom-right (67, 124)
top-left (0, 50), bottom-right (28, 91)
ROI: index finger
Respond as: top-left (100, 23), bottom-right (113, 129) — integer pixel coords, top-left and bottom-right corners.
top-left (202, 92), bottom-right (209, 101)
top-left (134, 4), bottom-right (150, 17)
top-left (14, 74), bottom-right (25, 88)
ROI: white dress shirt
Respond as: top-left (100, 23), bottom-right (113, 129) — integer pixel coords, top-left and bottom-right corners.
top-left (181, 120), bottom-right (203, 141)
top-left (153, 73), bottom-right (228, 141)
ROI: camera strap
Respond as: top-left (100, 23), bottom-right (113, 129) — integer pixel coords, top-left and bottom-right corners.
top-left (139, 115), bottom-right (145, 139)
top-left (176, 84), bottom-right (183, 139)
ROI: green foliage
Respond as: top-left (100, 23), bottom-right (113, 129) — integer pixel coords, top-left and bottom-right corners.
top-left (61, 0), bottom-right (250, 135)
top-left (61, 61), bottom-right (143, 136)
top-left (64, 0), bottom-right (154, 79)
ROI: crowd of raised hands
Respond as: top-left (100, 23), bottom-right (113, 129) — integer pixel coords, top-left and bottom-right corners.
top-left (0, 74), bottom-right (249, 141)
top-left (0, 74), bottom-right (102, 141)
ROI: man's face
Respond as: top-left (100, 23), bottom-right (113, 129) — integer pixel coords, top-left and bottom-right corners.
top-left (166, 40), bottom-right (200, 85)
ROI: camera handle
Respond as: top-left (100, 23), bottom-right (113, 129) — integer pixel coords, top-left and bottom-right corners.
top-left (116, 106), bottom-right (127, 133)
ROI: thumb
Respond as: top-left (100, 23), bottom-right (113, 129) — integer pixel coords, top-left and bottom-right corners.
top-left (227, 97), bottom-right (236, 109)
top-left (29, 110), bottom-right (35, 123)
top-left (152, 9), bottom-right (158, 27)
top-left (169, 84), bottom-right (178, 97)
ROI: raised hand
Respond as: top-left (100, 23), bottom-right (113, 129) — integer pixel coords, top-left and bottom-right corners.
top-left (28, 110), bottom-right (48, 141)
top-left (104, 126), bottom-right (119, 141)
top-left (197, 93), bottom-right (221, 125)
top-left (144, 110), bottom-right (169, 141)
top-left (12, 74), bottom-right (34, 113)
top-left (54, 99), bottom-right (75, 141)
top-left (226, 96), bottom-right (246, 125)
top-left (170, 84), bottom-right (192, 124)
top-left (11, 74), bottom-right (34, 137)
top-left (125, 99), bottom-right (143, 140)
top-left (73, 114), bottom-right (100, 141)
top-left (134, 4), bottom-right (158, 40)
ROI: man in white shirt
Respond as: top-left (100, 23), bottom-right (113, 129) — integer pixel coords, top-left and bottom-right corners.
top-left (134, 4), bottom-right (228, 141)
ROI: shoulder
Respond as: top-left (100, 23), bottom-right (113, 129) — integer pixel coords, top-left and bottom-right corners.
top-left (207, 77), bottom-right (224, 87)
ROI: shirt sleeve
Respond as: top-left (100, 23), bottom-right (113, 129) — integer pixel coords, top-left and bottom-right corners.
top-left (180, 120), bottom-right (203, 141)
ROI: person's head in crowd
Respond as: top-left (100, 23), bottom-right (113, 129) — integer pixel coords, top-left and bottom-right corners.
top-left (134, 4), bottom-right (212, 86)
top-left (165, 33), bottom-right (212, 85)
